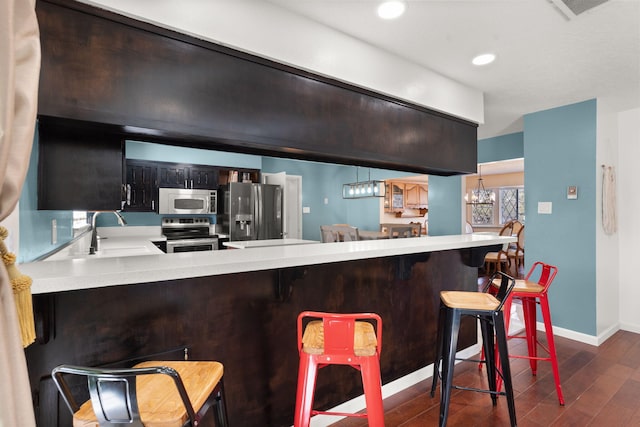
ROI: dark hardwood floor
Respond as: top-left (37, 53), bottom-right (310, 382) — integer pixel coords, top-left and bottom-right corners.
top-left (329, 264), bottom-right (640, 426)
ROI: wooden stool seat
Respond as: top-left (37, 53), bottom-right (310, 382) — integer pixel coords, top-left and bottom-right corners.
top-left (492, 278), bottom-right (544, 294)
top-left (294, 311), bottom-right (384, 427)
top-left (440, 290), bottom-right (501, 311)
top-left (53, 360), bottom-right (228, 427)
top-left (302, 320), bottom-right (377, 356)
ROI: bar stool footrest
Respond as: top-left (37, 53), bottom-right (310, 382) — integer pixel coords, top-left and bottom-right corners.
top-left (452, 385), bottom-right (508, 396)
top-left (311, 410), bottom-right (368, 419)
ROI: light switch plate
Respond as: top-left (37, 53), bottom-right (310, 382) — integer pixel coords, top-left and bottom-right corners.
top-left (303, 206), bottom-right (311, 214)
top-left (538, 202), bottom-right (552, 214)
top-left (567, 185), bottom-right (578, 199)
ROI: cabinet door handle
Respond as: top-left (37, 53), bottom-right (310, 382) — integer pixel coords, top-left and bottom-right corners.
top-left (126, 184), bottom-right (131, 206)
top-left (184, 179), bottom-right (188, 189)
top-left (190, 179), bottom-right (194, 189)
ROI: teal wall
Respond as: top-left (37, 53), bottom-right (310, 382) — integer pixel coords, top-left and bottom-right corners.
top-left (523, 99), bottom-right (597, 335)
top-left (427, 175), bottom-right (462, 236)
top-left (126, 141), bottom-right (261, 169)
top-left (478, 132), bottom-right (524, 163)
top-left (262, 157), bottom-right (414, 240)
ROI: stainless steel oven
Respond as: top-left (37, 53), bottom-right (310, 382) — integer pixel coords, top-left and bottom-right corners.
top-left (161, 217), bottom-right (218, 253)
top-left (166, 237), bottom-right (218, 253)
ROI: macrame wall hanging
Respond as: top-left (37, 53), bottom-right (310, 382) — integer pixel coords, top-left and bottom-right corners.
top-left (601, 165), bottom-right (617, 235)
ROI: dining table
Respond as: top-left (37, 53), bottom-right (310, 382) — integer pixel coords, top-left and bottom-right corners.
top-left (359, 230), bottom-right (390, 240)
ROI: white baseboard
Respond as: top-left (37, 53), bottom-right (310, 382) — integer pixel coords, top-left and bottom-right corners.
top-left (619, 322), bottom-right (640, 335)
top-left (535, 321), bottom-right (618, 346)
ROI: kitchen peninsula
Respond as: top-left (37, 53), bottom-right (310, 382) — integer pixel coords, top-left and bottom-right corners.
top-left (26, 1), bottom-right (488, 425)
top-left (22, 233), bottom-right (513, 426)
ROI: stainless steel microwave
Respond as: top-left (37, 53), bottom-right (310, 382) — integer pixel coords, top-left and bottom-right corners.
top-left (158, 188), bottom-right (217, 215)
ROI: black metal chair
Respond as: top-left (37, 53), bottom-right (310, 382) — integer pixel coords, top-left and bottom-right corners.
top-left (430, 271), bottom-right (517, 427)
top-left (52, 360), bottom-right (228, 427)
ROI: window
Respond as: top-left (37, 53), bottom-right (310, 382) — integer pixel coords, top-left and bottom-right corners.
top-left (500, 187), bottom-right (525, 224)
top-left (470, 186), bottom-right (524, 226)
top-left (72, 211), bottom-right (89, 235)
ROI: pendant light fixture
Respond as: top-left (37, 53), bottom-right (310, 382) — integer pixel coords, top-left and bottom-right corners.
top-left (342, 167), bottom-right (386, 199)
top-left (465, 165), bottom-right (495, 205)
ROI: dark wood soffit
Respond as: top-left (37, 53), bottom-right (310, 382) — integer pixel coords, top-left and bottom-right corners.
top-left (36, 0), bottom-right (478, 176)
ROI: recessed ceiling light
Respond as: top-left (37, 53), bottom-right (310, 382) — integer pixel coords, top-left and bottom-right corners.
top-left (472, 53), bottom-right (496, 66)
top-left (377, 1), bottom-right (406, 20)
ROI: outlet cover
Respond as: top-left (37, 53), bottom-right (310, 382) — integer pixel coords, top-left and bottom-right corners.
top-left (537, 202), bottom-right (552, 214)
top-left (51, 219), bottom-right (57, 244)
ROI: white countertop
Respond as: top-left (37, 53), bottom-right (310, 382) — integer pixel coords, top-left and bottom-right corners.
top-left (223, 238), bottom-right (320, 249)
top-left (21, 233), bottom-right (514, 295)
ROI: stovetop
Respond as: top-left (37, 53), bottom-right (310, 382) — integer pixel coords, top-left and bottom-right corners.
top-left (161, 217), bottom-right (214, 240)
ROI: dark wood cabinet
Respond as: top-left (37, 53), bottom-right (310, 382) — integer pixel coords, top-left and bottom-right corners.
top-left (37, 119), bottom-right (124, 211)
top-left (124, 160), bottom-right (220, 212)
top-left (36, 0), bottom-right (478, 176)
top-left (157, 163), bottom-right (217, 189)
top-left (186, 165), bottom-right (217, 189)
top-left (124, 160), bottom-right (157, 211)
top-left (157, 163), bottom-right (189, 189)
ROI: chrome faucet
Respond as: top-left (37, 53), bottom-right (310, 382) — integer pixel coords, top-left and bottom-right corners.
top-left (89, 211), bottom-right (127, 254)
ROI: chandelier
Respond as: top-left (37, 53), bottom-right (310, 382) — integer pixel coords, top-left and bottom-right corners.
top-left (342, 167), bottom-right (386, 199)
top-left (465, 165), bottom-right (495, 205)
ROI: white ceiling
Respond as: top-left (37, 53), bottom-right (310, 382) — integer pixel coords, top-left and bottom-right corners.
top-left (266, 0), bottom-right (640, 139)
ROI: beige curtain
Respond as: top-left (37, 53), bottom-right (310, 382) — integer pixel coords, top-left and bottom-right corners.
top-left (0, 0), bottom-right (40, 425)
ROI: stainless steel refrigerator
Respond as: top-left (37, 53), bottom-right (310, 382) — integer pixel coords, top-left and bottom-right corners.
top-left (218, 182), bottom-right (283, 241)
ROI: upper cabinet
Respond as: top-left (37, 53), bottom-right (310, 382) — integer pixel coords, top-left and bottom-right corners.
top-left (124, 160), bottom-right (158, 212)
top-left (405, 184), bottom-right (428, 208)
top-left (384, 181), bottom-right (428, 212)
top-left (122, 160), bottom-right (259, 212)
top-left (36, 0), bottom-right (478, 176)
top-left (37, 119), bottom-right (124, 211)
top-left (157, 163), bottom-right (218, 189)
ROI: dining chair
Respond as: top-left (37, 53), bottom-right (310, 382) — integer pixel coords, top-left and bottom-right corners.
top-left (507, 224), bottom-right (525, 271)
top-left (320, 225), bottom-right (360, 242)
top-left (484, 220), bottom-right (514, 274)
top-left (320, 225), bottom-right (339, 242)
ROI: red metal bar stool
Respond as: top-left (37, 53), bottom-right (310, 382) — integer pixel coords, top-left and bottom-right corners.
top-left (498, 261), bottom-right (564, 405)
top-left (294, 311), bottom-right (384, 427)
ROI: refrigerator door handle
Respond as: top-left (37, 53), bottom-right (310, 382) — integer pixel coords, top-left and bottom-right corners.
top-left (253, 184), bottom-right (261, 240)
